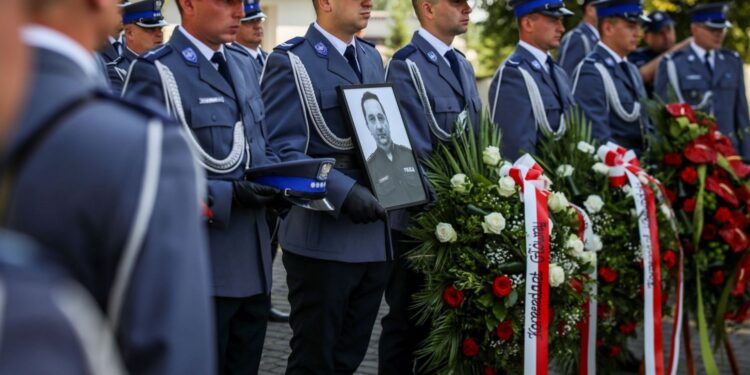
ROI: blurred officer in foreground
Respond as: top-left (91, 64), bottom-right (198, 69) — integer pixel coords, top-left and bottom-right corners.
top-left (235, 0), bottom-right (268, 79)
top-left (380, 0), bottom-right (478, 371)
top-left (489, 0), bottom-right (575, 160)
top-left (6, 0), bottom-right (215, 374)
top-left (123, 0), bottom-right (283, 373)
top-left (573, 0), bottom-right (650, 154)
top-left (0, 0), bottom-right (29, 135)
top-left (262, 0), bottom-right (391, 371)
top-left (108, 0), bottom-right (167, 93)
top-left (558, 0), bottom-right (598, 76)
top-left (655, 2), bottom-right (750, 159)
top-left (628, 11), bottom-right (688, 97)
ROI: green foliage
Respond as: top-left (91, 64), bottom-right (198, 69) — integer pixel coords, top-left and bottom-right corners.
top-left (385, 0), bottom-right (412, 54)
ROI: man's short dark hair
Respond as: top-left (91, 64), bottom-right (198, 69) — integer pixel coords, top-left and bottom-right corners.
top-left (361, 91), bottom-right (386, 121)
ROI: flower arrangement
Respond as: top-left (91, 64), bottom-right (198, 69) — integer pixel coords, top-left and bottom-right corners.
top-left (406, 114), bottom-right (591, 373)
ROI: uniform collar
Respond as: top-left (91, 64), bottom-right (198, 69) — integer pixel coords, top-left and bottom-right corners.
top-left (597, 41), bottom-right (625, 64)
top-left (583, 21), bottom-right (600, 39)
top-left (22, 24), bottom-right (99, 80)
top-left (178, 26), bottom-right (225, 63)
top-left (690, 40), bottom-right (715, 64)
top-left (518, 40), bottom-right (550, 72)
top-left (313, 21), bottom-right (356, 57)
top-left (417, 27), bottom-right (453, 64)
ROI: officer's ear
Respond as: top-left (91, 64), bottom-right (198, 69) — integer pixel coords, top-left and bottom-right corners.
top-left (178, 0), bottom-right (197, 18)
top-left (314, 0), bottom-right (334, 13)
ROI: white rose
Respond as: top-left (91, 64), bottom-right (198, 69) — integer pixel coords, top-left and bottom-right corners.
top-left (497, 176), bottom-right (517, 197)
top-left (435, 223), bottom-right (458, 243)
top-left (585, 234), bottom-right (603, 252)
top-left (577, 141), bottom-right (596, 154)
top-left (592, 162), bottom-right (611, 175)
top-left (556, 164), bottom-right (574, 177)
top-left (481, 212), bottom-right (506, 234)
top-left (622, 185), bottom-right (633, 197)
top-left (583, 195), bottom-right (604, 214)
top-left (548, 191), bottom-right (569, 213)
top-left (566, 234), bottom-right (584, 256)
top-left (578, 251), bottom-right (597, 266)
top-left (549, 264), bottom-right (566, 287)
top-left (482, 146), bottom-right (502, 166)
top-left (450, 174), bottom-right (470, 193)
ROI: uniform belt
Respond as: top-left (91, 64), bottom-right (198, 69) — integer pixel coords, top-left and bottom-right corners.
top-left (323, 154), bottom-right (359, 170)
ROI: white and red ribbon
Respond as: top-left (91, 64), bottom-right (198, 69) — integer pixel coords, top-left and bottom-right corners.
top-left (571, 204), bottom-right (597, 375)
top-left (501, 154), bottom-right (551, 375)
top-left (598, 142), bottom-right (666, 375)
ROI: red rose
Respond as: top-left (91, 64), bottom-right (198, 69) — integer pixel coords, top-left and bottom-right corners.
top-left (719, 225), bottom-right (750, 253)
top-left (663, 153), bottom-right (683, 166)
top-left (608, 345), bottom-right (622, 357)
top-left (664, 189), bottom-right (677, 204)
top-left (683, 138), bottom-right (717, 164)
top-left (706, 175), bottom-right (740, 207)
top-left (599, 266), bottom-right (618, 284)
top-left (663, 251), bottom-right (676, 269)
top-left (665, 103), bottom-right (697, 123)
top-left (702, 224), bottom-right (718, 241)
top-left (569, 277), bottom-right (584, 294)
top-left (496, 320), bottom-right (513, 341)
top-left (492, 275), bottom-right (513, 298)
top-left (710, 270), bottom-right (725, 286)
top-left (683, 198), bottom-right (696, 213)
top-left (618, 321), bottom-right (636, 334)
top-left (680, 167), bottom-right (698, 184)
top-left (462, 337), bottom-right (479, 357)
top-left (715, 207), bottom-right (733, 223)
top-left (483, 368), bottom-right (498, 375)
top-left (443, 286), bottom-right (464, 308)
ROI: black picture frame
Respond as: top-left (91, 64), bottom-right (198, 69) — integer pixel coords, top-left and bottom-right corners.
top-left (338, 83), bottom-right (428, 211)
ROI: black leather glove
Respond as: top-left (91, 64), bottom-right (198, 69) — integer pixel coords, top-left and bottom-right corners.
top-left (342, 184), bottom-right (387, 224)
top-left (232, 181), bottom-right (280, 208)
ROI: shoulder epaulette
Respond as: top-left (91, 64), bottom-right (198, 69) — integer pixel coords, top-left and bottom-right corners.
top-left (392, 45), bottom-right (417, 61)
top-left (583, 56), bottom-right (598, 64)
top-left (719, 48), bottom-right (741, 60)
top-left (505, 59), bottom-right (521, 67)
top-left (454, 49), bottom-right (466, 58)
top-left (275, 37), bottom-right (305, 52)
top-left (140, 44), bottom-right (173, 62)
top-left (356, 37), bottom-right (375, 48)
top-left (105, 55), bottom-right (123, 66)
top-left (226, 43), bottom-right (250, 57)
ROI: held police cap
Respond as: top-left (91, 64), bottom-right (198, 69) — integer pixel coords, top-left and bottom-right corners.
top-left (690, 2), bottom-right (732, 29)
top-left (245, 158), bottom-right (336, 211)
top-left (592, 0), bottom-right (650, 23)
top-left (509, 0), bottom-right (574, 18)
top-left (242, 0), bottom-right (267, 22)
top-left (123, 0), bottom-right (168, 28)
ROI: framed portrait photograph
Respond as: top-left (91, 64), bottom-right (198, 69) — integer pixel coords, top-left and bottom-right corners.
top-left (338, 83), bottom-right (428, 211)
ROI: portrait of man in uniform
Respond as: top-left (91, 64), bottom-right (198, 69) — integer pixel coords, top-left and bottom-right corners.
top-left (342, 87), bottom-right (427, 210)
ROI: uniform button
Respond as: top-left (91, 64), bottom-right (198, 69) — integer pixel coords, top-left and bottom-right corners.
top-left (211, 114), bottom-right (217, 121)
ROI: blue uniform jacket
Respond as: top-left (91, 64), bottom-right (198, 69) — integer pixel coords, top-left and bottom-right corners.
top-left (123, 28), bottom-right (280, 298)
top-left (108, 44), bottom-right (138, 95)
top-left (654, 46), bottom-right (750, 158)
top-left (489, 45), bottom-right (575, 160)
top-left (558, 22), bottom-right (599, 77)
top-left (7, 47), bottom-right (214, 375)
top-left (574, 44), bottom-right (650, 153)
top-left (262, 25), bottom-right (391, 263)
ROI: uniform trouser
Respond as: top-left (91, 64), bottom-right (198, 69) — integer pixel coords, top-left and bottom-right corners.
top-left (283, 251), bottom-right (390, 375)
top-left (378, 231), bottom-right (430, 375)
top-left (215, 294), bottom-right (270, 375)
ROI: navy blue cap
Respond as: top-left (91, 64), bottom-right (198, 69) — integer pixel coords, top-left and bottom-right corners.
top-left (593, 0), bottom-right (649, 23)
top-left (245, 158), bottom-right (336, 211)
top-left (509, 0), bottom-right (574, 18)
top-left (643, 11), bottom-right (673, 33)
top-left (123, 0), bottom-right (168, 28)
top-left (690, 2), bottom-right (732, 29)
top-left (242, 0), bottom-right (267, 22)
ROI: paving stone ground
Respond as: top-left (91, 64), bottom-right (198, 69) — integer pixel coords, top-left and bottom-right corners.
top-left (260, 253), bottom-right (750, 374)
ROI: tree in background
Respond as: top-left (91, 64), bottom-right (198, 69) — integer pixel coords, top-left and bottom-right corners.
top-left (384, 0), bottom-right (412, 58)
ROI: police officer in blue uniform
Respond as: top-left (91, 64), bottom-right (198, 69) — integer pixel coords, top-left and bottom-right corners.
top-left (655, 3), bottom-right (750, 159)
top-left (123, 0), bottom-right (282, 373)
top-left (558, 0), bottom-right (599, 76)
top-left (628, 11), bottom-right (687, 97)
top-left (573, 0), bottom-right (651, 154)
top-left (235, 0), bottom-right (268, 79)
top-left (380, 0), bottom-right (478, 371)
top-left (107, 0), bottom-right (168, 94)
top-left (489, 0), bottom-right (575, 160)
top-left (261, 0), bottom-right (391, 371)
top-left (6, 1), bottom-right (215, 374)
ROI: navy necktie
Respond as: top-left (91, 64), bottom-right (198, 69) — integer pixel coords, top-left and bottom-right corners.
top-left (256, 53), bottom-right (264, 68)
top-left (112, 40), bottom-right (121, 55)
top-left (211, 52), bottom-right (234, 89)
top-left (619, 61), bottom-right (637, 89)
top-left (547, 56), bottom-right (564, 107)
top-left (344, 45), bottom-right (362, 81)
top-left (444, 49), bottom-right (463, 85)
top-left (704, 51), bottom-right (714, 78)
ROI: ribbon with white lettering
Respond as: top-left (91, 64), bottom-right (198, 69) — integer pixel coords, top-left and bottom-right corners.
top-left (500, 154), bottom-right (551, 375)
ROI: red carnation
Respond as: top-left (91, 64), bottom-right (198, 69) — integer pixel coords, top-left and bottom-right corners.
top-left (680, 167), bottom-right (698, 184)
top-left (683, 138), bottom-right (717, 164)
top-left (665, 103), bottom-right (697, 123)
top-left (618, 321), bottom-right (636, 334)
top-left (663, 251), bottom-right (676, 269)
top-left (706, 175), bottom-right (740, 207)
top-left (496, 320), bottom-right (513, 341)
top-left (663, 153), bottom-right (683, 166)
top-left (462, 337), bottom-right (479, 357)
top-left (710, 270), bottom-right (725, 286)
top-left (719, 225), bottom-right (750, 253)
top-left (715, 207), bottom-right (733, 223)
top-left (683, 198), bottom-right (696, 213)
top-left (608, 345), bottom-right (622, 357)
top-left (599, 266), bottom-right (618, 284)
top-left (492, 275), bottom-right (513, 298)
top-left (443, 286), bottom-right (464, 308)
top-left (702, 224), bottom-right (718, 241)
